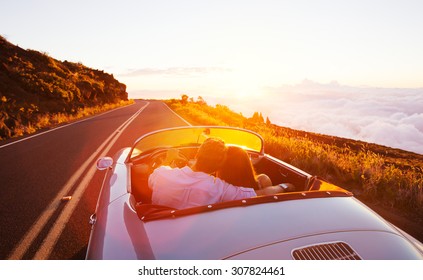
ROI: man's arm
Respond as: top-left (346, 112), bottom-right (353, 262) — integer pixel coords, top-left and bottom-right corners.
top-left (255, 183), bottom-right (295, 196)
top-left (255, 185), bottom-right (283, 196)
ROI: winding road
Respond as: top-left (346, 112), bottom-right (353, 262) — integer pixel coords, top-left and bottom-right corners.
top-left (0, 100), bottom-right (189, 259)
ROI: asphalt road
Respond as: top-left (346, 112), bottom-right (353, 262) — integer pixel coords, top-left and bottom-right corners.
top-left (0, 100), bottom-right (190, 259)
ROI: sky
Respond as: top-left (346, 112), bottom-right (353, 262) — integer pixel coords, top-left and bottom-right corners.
top-left (1, 0), bottom-right (423, 154)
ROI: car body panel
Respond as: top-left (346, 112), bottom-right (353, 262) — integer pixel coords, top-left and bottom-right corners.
top-left (86, 194), bottom-right (155, 260)
top-left (86, 126), bottom-right (423, 260)
top-left (92, 148), bottom-right (130, 214)
top-left (228, 231), bottom-right (423, 260)
top-left (142, 197), bottom-right (422, 260)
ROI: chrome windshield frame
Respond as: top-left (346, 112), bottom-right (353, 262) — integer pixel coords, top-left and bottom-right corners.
top-left (127, 126), bottom-right (264, 162)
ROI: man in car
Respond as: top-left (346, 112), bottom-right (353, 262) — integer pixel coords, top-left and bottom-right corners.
top-left (148, 137), bottom-right (289, 209)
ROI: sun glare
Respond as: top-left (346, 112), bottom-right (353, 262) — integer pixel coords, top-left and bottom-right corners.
top-left (226, 70), bottom-right (264, 100)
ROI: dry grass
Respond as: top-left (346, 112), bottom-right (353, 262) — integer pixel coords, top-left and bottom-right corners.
top-left (0, 100), bottom-right (134, 140)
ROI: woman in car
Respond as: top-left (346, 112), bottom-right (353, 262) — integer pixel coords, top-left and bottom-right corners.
top-left (217, 146), bottom-right (274, 190)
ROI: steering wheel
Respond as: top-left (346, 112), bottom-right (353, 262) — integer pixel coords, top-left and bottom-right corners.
top-left (149, 149), bottom-right (189, 169)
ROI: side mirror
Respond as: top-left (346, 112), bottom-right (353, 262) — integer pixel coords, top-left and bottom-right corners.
top-left (96, 157), bottom-right (114, 171)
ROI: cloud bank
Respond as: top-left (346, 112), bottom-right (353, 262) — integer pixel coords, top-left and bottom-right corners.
top-left (212, 80), bottom-right (423, 155)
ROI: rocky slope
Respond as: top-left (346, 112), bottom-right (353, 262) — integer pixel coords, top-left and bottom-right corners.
top-left (0, 36), bottom-right (128, 139)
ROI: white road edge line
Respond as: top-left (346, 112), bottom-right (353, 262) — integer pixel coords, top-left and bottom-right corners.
top-left (162, 102), bottom-right (192, 126)
top-left (0, 104), bottom-right (135, 150)
top-left (8, 102), bottom-right (149, 260)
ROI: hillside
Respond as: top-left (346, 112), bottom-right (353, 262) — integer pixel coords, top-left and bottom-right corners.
top-left (166, 97), bottom-right (423, 240)
top-left (0, 36), bottom-right (128, 140)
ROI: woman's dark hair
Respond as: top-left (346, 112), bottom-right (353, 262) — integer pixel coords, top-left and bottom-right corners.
top-left (217, 146), bottom-right (258, 189)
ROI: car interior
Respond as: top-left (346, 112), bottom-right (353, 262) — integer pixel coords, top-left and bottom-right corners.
top-left (130, 146), bottom-right (312, 205)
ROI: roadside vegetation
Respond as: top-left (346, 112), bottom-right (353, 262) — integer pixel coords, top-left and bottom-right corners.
top-left (166, 96), bottom-right (423, 223)
top-left (0, 36), bottom-right (131, 140)
top-left (0, 98), bottom-right (133, 139)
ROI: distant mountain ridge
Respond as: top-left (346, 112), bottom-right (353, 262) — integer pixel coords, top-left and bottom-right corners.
top-left (0, 36), bottom-right (128, 139)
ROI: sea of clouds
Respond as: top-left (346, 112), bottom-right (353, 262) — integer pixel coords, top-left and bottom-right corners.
top-left (208, 80), bottom-right (423, 155)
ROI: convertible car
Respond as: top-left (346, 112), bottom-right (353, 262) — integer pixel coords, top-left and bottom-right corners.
top-left (86, 126), bottom-right (423, 259)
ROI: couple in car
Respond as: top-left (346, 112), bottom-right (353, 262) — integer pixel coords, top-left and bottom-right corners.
top-left (148, 137), bottom-right (295, 209)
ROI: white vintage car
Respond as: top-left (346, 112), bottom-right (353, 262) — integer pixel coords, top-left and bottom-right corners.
top-left (86, 126), bottom-right (423, 259)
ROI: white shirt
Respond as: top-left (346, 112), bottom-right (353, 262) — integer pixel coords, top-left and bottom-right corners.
top-left (149, 166), bottom-right (257, 209)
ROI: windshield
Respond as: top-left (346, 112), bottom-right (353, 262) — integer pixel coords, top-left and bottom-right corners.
top-left (129, 126), bottom-right (264, 159)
